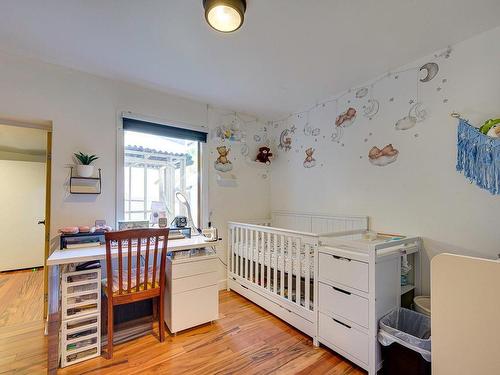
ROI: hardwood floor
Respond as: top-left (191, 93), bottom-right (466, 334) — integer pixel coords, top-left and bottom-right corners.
top-left (0, 270), bottom-right (365, 375)
top-left (0, 269), bottom-right (47, 374)
top-left (0, 269), bottom-right (44, 326)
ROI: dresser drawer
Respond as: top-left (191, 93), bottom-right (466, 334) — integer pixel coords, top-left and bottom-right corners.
top-left (319, 312), bottom-right (368, 365)
top-left (318, 282), bottom-right (368, 328)
top-left (318, 252), bottom-right (368, 292)
top-left (171, 257), bottom-right (218, 279)
top-left (165, 284), bottom-right (219, 333)
top-left (169, 271), bottom-right (218, 294)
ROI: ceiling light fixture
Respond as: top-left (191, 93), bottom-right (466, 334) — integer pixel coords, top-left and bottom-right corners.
top-left (203, 0), bottom-right (247, 33)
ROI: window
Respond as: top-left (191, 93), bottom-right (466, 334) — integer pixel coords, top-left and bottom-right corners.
top-left (120, 118), bottom-right (207, 228)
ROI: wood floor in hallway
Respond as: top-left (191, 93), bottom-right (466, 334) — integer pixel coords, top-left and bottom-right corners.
top-left (0, 270), bottom-right (365, 375)
top-left (0, 269), bottom-right (46, 374)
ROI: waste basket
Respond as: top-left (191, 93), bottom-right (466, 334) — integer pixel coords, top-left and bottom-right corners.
top-left (378, 308), bottom-right (431, 375)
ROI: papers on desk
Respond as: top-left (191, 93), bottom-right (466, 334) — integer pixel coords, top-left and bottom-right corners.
top-left (66, 242), bottom-right (101, 249)
top-left (168, 232), bottom-right (185, 240)
top-left (169, 248), bottom-right (215, 260)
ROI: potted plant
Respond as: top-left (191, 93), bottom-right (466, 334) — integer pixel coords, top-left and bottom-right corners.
top-left (74, 152), bottom-right (99, 177)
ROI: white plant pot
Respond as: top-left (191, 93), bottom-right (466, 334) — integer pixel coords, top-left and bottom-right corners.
top-left (76, 165), bottom-right (95, 178)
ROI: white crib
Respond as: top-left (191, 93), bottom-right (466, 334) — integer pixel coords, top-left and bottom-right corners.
top-left (227, 211), bottom-right (368, 339)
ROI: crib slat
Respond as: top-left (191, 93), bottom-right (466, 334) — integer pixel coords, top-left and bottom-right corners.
top-left (287, 236), bottom-right (293, 301)
top-left (295, 238), bottom-right (301, 305)
top-left (305, 243), bottom-right (310, 310)
top-left (253, 231), bottom-right (260, 283)
top-left (249, 229), bottom-right (253, 282)
top-left (230, 227), bottom-right (234, 274)
top-left (266, 232), bottom-right (271, 290)
top-left (260, 230), bottom-right (265, 288)
top-left (280, 235), bottom-right (285, 297)
top-left (238, 227), bottom-right (243, 278)
top-left (245, 228), bottom-right (249, 280)
top-left (273, 233), bottom-right (278, 293)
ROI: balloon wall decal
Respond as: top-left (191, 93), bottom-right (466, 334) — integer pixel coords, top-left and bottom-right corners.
top-left (303, 123), bottom-right (320, 136)
top-left (355, 87), bottom-right (368, 99)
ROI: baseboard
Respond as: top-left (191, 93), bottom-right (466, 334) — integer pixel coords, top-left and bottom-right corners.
top-left (218, 279), bottom-right (227, 290)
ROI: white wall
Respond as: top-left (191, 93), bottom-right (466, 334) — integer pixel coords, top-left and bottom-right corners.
top-left (0, 52), bottom-right (270, 285)
top-left (0, 160), bottom-right (45, 271)
top-left (270, 26), bottom-right (500, 294)
top-left (207, 110), bottom-right (272, 285)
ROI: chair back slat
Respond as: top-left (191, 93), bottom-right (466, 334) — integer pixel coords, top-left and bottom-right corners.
top-left (118, 240), bottom-right (123, 295)
top-left (104, 229), bottom-right (169, 297)
top-left (152, 238), bottom-right (158, 287)
top-left (127, 239), bottom-right (132, 294)
top-left (143, 237), bottom-right (150, 290)
top-left (135, 237), bottom-right (142, 292)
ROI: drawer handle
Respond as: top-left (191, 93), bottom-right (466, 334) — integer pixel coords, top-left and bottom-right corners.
top-left (332, 255), bottom-right (351, 262)
top-left (333, 318), bottom-right (351, 329)
top-left (332, 286), bottom-right (351, 295)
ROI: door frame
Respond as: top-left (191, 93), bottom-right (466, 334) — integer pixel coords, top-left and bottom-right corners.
top-left (43, 131), bottom-right (52, 318)
top-left (0, 117), bottom-right (52, 318)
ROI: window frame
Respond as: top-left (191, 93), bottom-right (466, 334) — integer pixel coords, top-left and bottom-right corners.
top-left (116, 112), bottom-right (209, 230)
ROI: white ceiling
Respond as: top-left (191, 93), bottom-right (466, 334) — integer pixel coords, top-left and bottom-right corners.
top-left (0, 0), bottom-right (499, 118)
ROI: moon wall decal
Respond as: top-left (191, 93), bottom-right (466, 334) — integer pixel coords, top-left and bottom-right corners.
top-left (363, 99), bottom-right (380, 119)
top-left (420, 62), bottom-right (439, 82)
top-left (408, 102), bottom-right (427, 122)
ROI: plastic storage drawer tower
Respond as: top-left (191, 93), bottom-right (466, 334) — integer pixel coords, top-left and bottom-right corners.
top-left (60, 268), bottom-right (101, 367)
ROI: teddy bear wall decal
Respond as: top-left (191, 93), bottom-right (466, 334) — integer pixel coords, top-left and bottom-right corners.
top-left (255, 146), bottom-right (273, 165)
top-left (214, 146), bottom-right (233, 172)
top-left (368, 144), bottom-right (399, 166)
top-left (303, 148), bottom-right (316, 168)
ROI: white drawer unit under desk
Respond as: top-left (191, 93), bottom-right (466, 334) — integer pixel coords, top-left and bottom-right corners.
top-left (165, 251), bottom-right (219, 334)
top-left (316, 231), bottom-right (422, 375)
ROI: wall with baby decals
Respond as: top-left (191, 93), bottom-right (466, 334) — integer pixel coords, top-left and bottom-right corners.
top-left (207, 108), bottom-right (272, 287)
top-left (270, 26), bottom-right (500, 294)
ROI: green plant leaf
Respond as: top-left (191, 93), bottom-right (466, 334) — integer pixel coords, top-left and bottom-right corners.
top-left (74, 152), bottom-right (98, 165)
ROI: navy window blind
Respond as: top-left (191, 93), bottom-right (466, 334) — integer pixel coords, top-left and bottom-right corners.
top-left (123, 117), bottom-right (207, 143)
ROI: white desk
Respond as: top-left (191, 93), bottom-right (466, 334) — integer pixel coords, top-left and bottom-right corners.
top-left (47, 236), bottom-right (220, 374)
top-left (47, 236), bottom-right (219, 266)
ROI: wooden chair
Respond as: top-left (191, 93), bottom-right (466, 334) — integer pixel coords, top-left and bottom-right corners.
top-left (103, 228), bottom-right (169, 359)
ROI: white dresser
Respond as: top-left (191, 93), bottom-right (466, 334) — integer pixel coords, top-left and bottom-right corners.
top-left (316, 231), bottom-right (421, 375)
top-left (164, 250), bottom-right (219, 334)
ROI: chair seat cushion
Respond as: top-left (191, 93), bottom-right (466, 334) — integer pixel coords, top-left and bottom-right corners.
top-left (102, 265), bottom-right (160, 295)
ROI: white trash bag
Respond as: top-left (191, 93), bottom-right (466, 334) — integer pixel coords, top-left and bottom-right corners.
top-left (378, 307), bottom-right (431, 362)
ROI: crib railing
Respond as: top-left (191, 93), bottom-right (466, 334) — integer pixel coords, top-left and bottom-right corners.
top-left (228, 221), bottom-right (319, 312)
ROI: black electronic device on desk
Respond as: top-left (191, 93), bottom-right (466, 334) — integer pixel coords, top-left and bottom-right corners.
top-left (60, 232), bottom-right (106, 250)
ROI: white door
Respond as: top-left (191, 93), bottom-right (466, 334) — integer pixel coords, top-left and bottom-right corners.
top-left (0, 160), bottom-right (46, 271)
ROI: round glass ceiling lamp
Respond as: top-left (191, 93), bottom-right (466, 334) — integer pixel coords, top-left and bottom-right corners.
top-left (203, 0), bottom-right (247, 33)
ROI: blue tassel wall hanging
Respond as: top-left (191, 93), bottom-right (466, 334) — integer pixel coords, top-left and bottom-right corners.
top-left (456, 119), bottom-right (500, 195)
